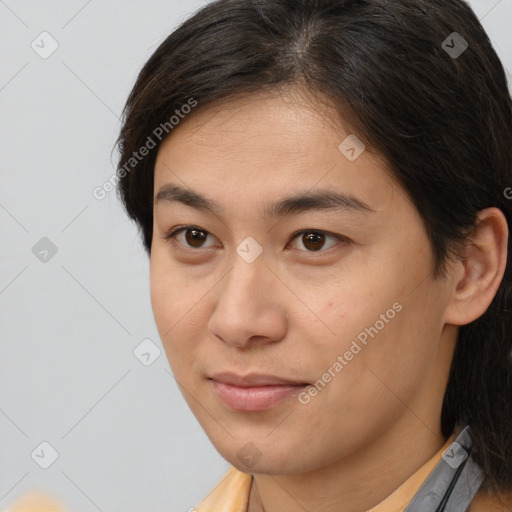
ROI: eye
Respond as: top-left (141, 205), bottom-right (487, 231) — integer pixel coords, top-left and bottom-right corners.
top-left (288, 230), bottom-right (347, 252)
top-left (163, 225), bottom-right (218, 249)
top-left (163, 226), bottom-right (348, 253)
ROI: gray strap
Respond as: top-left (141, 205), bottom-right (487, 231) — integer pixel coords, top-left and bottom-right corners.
top-left (403, 425), bottom-right (484, 512)
top-left (443, 455), bottom-right (484, 512)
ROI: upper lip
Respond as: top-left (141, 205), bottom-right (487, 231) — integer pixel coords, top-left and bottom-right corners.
top-left (209, 372), bottom-right (308, 387)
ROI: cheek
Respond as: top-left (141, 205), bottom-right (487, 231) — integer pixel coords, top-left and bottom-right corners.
top-left (149, 248), bottom-right (194, 328)
top-left (304, 283), bottom-right (392, 352)
top-left (301, 278), bottom-right (424, 393)
top-left (149, 252), bottom-right (213, 377)
top-left (149, 256), bottom-right (173, 332)
top-left (327, 294), bottom-right (441, 416)
top-left (150, 256), bottom-right (188, 359)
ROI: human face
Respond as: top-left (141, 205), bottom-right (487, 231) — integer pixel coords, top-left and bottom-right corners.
top-left (150, 89), bottom-right (456, 475)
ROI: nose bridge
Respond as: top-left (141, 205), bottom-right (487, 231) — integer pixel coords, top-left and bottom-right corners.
top-left (221, 247), bottom-right (270, 311)
top-left (208, 246), bottom-right (287, 346)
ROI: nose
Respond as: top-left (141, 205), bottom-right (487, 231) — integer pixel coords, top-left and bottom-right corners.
top-left (207, 251), bottom-right (288, 349)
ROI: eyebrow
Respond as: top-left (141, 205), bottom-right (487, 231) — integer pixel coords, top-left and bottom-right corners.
top-left (155, 183), bottom-right (375, 218)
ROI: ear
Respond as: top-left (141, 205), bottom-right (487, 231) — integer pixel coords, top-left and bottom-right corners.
top-left (444, 207), bottom-right (509, 326)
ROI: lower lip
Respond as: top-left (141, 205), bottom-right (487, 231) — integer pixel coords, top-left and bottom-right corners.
top-left (211, 380), bottom-right (307, 412)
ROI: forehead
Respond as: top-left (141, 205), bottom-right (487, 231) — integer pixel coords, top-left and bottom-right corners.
top-left (153, 89), bottom-right (399, 214)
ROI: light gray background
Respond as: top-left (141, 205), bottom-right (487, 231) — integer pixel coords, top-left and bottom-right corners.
top-left (0, 1), bottom-right (511, 511)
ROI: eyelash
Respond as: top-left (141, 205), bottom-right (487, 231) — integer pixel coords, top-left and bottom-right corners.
top-left (162, 225), bottom-right (349, 253)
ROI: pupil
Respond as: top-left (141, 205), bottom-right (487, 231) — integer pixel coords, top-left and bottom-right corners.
top-left (186, 229), bottom-right (207, 248)
top-left (304, 232), bottom-right (325, 251)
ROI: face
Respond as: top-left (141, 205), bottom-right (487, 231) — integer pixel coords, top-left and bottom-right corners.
top-left (150, 89), bottom-right (456, 475)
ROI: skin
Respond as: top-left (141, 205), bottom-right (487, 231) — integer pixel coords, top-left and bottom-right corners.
top-left (149, 88), bottom-right (508, 512)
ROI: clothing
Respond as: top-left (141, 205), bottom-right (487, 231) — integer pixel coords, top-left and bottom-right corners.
top-left (195, 432), bottom-right (506, 512)
top-left (6, 492), bottom-right (66, 511)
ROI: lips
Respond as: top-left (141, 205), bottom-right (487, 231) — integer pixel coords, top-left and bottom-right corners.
top-left (209, 372), bottom-right (309, 412)
top-left (210, 372), bottom-right (309, 387)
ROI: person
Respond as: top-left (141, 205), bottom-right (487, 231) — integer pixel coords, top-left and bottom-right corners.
top-left (115, 0), bottom-right (512, 510)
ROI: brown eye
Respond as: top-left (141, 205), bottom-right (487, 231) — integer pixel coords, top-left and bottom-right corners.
top-left (164, 226), bottom-right (217, 249)
top-left (302, 232), bottom-right (326, 251)
top-left (184, 228), bottom-right (208, 248)
top-left (290, 230), bottom-right (345, 252)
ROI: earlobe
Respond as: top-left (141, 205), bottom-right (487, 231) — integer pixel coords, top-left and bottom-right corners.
top-left (444, 207), bottom-right (509, 326)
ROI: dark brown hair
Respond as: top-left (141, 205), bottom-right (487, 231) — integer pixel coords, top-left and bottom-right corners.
top-left (115, 0), bottom-right (512, 495)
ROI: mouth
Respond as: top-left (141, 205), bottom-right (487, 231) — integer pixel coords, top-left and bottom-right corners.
top-left (208, 372), bottom-right (309, 412)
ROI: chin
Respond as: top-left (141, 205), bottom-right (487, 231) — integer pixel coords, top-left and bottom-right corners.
top-left (209, 433), bottom-right (318, 475)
